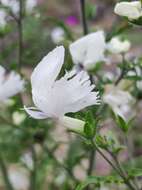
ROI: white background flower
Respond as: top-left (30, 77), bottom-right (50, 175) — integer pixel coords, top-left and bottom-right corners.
top-left (26, 0), bottom-right (37, 13)
top-left (9, 166), bottom-right (29, 190)
top-left (69, 31), bottom-right (106, 70)
top-left (24, 46), bottom-right (99, 129)
top-left (1, 0), bottom-right (37, 15)
top-left (0, 66), bottom-right (25, 101)
top-left (114, 1), bottom-right (142, 20)
top-left (1, 0), bottom-right (19, 14)
top-left (0, 10), bottom-right (7, 28)
top-left (51, 27), bottom-right (65, 44)
top-left (107, 36), bottom-right (131, 54)
top-left (103, 85), bottom-right (134, 120)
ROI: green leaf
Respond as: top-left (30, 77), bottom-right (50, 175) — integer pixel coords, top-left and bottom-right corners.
top-left (84, 122), bottom-right (94, 139)
top-left (76, 176), bottom-right (123, 190)
top-left (116, 115), bottom-right (129, 133)
top-left (125, 75), bottom-right (142, 81)
top-left (128, 168), bottom-right (142, 178)
top-left (129, 16), bottom-right (142, 26)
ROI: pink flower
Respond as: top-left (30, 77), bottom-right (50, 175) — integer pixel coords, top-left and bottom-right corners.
top-left (65, 16), bottom-right (79, 26)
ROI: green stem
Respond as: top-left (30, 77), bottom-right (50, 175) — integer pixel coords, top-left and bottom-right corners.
top-left (18, 0), bottom-right (24, 73)
top-left (90, 140), bottom-right (136, 190)
top-left (86, 149), bottom-right (96, 190)
top-left (80, 0), bottom-right (88, 35)
top-left (0, 155), bottom-right (14, 190)
top-left (44, 144), bottom-right (78, 184)
top-left (112, 154), bottom-right (139, 190)
top-left (87, 149), bottom-right (96, 176)
top-left (30, 146), bottom-right (37, 190)
top-left (115, 54), bottom-right (126, 85)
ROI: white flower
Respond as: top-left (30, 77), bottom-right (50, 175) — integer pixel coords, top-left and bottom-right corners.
top-left (114, 1), bottom-right (142, 20)
top-left (51, 27), bottom-right (65, 44)
top-left (24, 46), bottom-right (99, 130)
top-left (0, 66), bottom-right (25, 101)
top-left (127, 65), bottom-right (142, 90)
top-left (0, 10), bottom-right (7, 28)
top-left (103, 85), bottom-right (134, 120)
top-left (12, 111), bottom-right (26, 125)
top-left (107, 37), bottom-right (131, 54)
top-left (9, 167), bottom-right (29, 190)
top-left (26, 0), bottom-right (37, 13)
top-left (1, 0), bottom-right (37, 15)
top-left (21, 152), bottom-right (33, 171)
top-left (69, 31), bottom-right (106, 70)
top-left (1, 0), bottom-right (19, 14)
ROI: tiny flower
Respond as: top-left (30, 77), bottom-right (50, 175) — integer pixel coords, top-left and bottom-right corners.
top-left (69, 31), bottom-right (106, 70)
top-left (24, 46), bottom-right (99, 130)
top-left (114, 1), bottom-right (142, 20)
top-left (107, 36), bottom-right (131, 54)
top-left (0, 66), bottom-right (25, 102)
top-left (51, 27), bottom-right (65, 44)
top-left (65, 16), bottom-right (79, 26)
top-left (12, 111), bottom-right (26, 125)
top-left (103, 84), bottom-right (134, 121)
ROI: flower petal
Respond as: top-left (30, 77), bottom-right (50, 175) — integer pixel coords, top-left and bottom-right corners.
top-left (59, 116), bottom-right (85, 132)
top-left (0, 66), bottom-right (25, 101)
top-left (31, 46), bottom-right (65, 111)
top-left (24, 106), bottom-right (48, 119)
top-left (114, 1), bottom-right (141, 20)
top-left (44, 71), bottom-right (99, 117)
top-left (69, 31), bottom-right (106, 69)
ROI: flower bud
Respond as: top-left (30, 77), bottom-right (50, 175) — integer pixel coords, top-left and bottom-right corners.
top-left (59, 116), bottom-right (85, 133)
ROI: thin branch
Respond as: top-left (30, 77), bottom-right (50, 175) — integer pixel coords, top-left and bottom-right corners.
top-left (91, 140), bottom-right (137, 190)
top-left (44, 144), bottom-right (78, 184)
top-left (0, 155), bottom-right (14, 190)
top-left (18, 0), bottom-right (24, 73)
top-left (80, 0), bottom-right (88, 35)
top-left (30, 146), bottom-right (37, 190)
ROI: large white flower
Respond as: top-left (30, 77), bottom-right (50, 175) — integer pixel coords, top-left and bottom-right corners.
top-left (0, 66), bottom-right (25, 101)
top-left (103, 85), bottom-right (134, 121)
top-left (24, 46), bottom-right (99, 130)
top-left (69, 31), bottom-right (106, 70)
top-left (107, 36), bottom-right (131, 54)
top-left (114, 1), bottom-right (142, 20)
